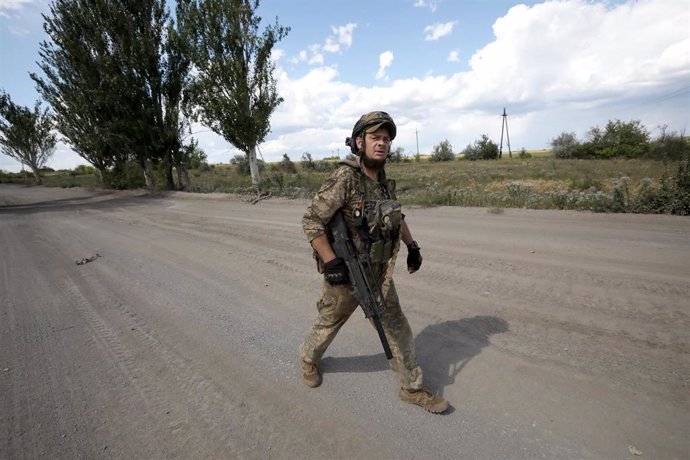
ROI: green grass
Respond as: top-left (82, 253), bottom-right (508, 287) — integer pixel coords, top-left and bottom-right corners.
top-left (2, 155), bottom-right (688, 214)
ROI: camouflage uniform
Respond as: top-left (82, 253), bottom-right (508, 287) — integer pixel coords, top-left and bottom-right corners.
top-left (300, 161), bottom-right (424, 391)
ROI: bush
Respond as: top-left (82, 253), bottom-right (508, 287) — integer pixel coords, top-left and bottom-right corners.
top-left (301, 152), bottom-right (315, 171)
top-left (102, 161), bottom-right (146, 189)
top-left (313, 160), bottom-right (337, 172)
top-left (647, 127), bottom-right (690, 160)
top-left (389, 146), bottom-right (406, 163)
top-left (71, 164), bottom-right (96, 175)
top-left (230, 154), bottom-right (265, 176)
top-left (462, 134), bottom-right (498, 160)
top-left (517, 148), bottom-right (532, 159)
top-left (582, 120), bottom-right (650, 159)
top-left (429, 139), bottom-right (454, 162)
top-left (551, 132), bottom-right (579, 159)
top-left (280, 153), bottom-right (297, 173)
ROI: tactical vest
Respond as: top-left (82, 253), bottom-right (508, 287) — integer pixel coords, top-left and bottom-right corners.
top-left (341, 161), bottom-right (402, 277)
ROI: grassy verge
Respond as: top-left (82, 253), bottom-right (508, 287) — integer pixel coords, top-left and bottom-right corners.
top-left (2, 155), bottom-right (688, 214)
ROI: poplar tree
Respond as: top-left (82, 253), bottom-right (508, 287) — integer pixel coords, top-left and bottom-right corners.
top-left (0, 92), bottom-right (57, 185)
top-left (178, 0), bottom-right (289, 187)
top-left (32, 0), bottom-right (189, 189)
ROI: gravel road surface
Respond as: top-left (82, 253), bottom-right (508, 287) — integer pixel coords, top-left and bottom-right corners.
top-left (1, 184), bottom-right (689, 459)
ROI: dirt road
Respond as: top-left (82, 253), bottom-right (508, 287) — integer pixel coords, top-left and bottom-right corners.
top-left (1, 183), bottom-right (688, 459)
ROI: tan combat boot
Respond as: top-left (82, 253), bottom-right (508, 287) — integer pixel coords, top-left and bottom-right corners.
top-left (399, 388), bottom-right (449, 414)
top-left (300, 360), bottom-right (322, 388)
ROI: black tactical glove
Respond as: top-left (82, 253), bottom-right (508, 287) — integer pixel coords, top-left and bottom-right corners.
top-left (323, 257), bottom-right (350, 285)
top-left (407, 241), bottom-right (422, 272)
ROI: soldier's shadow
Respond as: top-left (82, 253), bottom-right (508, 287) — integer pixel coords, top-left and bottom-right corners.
top-left (322, 315), bottom-right (509, 398)
top-left (414, 315), bottom-right (509, 397)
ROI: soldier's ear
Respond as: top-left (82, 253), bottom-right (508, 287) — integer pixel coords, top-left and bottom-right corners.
top-left (355, 135), bottom-right (363, 150)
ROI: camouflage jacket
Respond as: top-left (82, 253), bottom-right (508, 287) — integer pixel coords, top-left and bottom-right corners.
top-left (302, 161), bottom-right (401, 279)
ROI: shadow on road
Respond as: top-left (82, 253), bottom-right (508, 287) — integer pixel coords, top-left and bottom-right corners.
top-left (415, 315), bottom-right (509, 397)
top-left (321, 315), bottom-right (509, 398)
top-left (0, 190), bottom-right (167, 215)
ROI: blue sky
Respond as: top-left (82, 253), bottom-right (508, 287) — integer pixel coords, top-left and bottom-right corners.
top-left (1, 0), bottom-right (689, 172)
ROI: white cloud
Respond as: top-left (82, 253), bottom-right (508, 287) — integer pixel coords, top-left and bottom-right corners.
top-left (447, 51), bottom-right (460, 62)
top-left (376, 51), bottom-right (394, 80)
top-left (258, 0), bottom-right (690, 163)
top-left (463, 0), bottom-right (690, 107)
top-left (0, 0), bottom-right (34, 11)
top-left (332, 23), bottom-right (357, 48)
top-left (22, 0), bottom-right (690, 173)
top-left (424, 21), bottom-right (457, 41)
top-left (294, 22), bottom-right (358, 65)
top-left (414, 0), bottom-right (437, 13)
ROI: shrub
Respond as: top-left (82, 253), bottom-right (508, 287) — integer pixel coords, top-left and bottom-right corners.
top-left (230, 154), bottom-right (265, 176)
top-left (551, 132), bottom-right (580, 159)
top-left (71, 164), bottom-right (95, 175)
top-left (462, 134), bottom-right (498, 160)
top-left (313, 159), bottom-right (337, 172)
top-left (580, 120), bottom-right (650, 159)
top-left (280, 153), bottom-right (297, 173)
top-left (647, 126), bottom-right (690, 160)
top-left (389, 146), bottom-right (406, 163)
top-left (518, 148), bottom-right (532, 159)
top-left (102, 161), bottom-right (146, 189)
top-left (301, 152), bottom-right (315, 171)
top-left (429, 139), bottom-right (454, 161)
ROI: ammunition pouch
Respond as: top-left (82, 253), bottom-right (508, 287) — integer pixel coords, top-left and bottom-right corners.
top-left (355, 199), bottom-right (402, 266)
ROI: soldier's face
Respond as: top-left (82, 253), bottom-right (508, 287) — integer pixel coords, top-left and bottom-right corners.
top-left (357, 127), bottom-right (391, 168)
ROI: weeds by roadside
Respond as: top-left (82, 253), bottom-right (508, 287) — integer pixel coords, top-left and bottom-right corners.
top-left (3, 156), bottom-right (688, 215)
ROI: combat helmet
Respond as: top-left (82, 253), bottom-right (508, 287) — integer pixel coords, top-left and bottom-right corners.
top-left (345, 111), bottom-right (397, 155)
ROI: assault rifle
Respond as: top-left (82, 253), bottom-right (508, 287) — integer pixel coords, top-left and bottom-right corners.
top-left (329, 209), bottom-right (393, 360)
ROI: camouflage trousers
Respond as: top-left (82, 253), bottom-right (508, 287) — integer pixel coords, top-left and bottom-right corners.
top-left (299, 278), bottom-right (423, 391)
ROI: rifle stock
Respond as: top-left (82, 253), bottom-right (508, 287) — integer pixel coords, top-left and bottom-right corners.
top-left (329, 210), bottom-right (393, 360)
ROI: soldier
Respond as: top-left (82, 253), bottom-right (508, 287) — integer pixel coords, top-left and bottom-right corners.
top-left (299, 111), bottom-right (449, 414)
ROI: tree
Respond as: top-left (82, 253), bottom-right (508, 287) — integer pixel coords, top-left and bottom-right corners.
top-left (178, 0), bottom-right (289, 188)
top-left (429, 139), bottom-right (454, 161)
top-left (171, 137), bottom-right (207, 189)
top-left (33, 0), bottom-right (189, 189)
top-left (462, 134), bottom-right (499, 160)
top-left (231, 153), bottom-right (264, 175)
top-left (580, 119), bottom-right (650, 159)
top-left (389, 146), bottom-right (406, 163)
top-left (301, 152), bottom-right (315, 171)
top-left (0, 92), bottom-right (57, 184)
top-left (649, 125), bottom-right (690, 160)
top-left (280, 153), bottom-right (296, 173)
top-left (551, 131), bottom-right (580, 159)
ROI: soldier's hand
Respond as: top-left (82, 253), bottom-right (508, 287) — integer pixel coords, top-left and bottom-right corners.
top-left (407, 241), bottom-right (422, 273)
top-left (324, 257), bottom-right (350, 285)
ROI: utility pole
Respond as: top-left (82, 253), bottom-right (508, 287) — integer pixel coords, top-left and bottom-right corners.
top-left (499, 107), bottom-right (512, 159)
top-left (415, 129), bottom-right (420, 162)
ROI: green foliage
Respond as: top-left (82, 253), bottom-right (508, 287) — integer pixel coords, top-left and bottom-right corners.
top-left (389, 146), bottom-right (406, 163)
top-left (580, 120), bottom-right (650, 159)
top-left (33, 0), bottom-right (189, 189)
top-left (462, 134), bottom-right (498, 160)
top-left (178, 0), bottom-right (289, 186)
top-left (102, 161), bottom-right (147, 190)
top-left (280, 153), bottom-right (297, 173)
top-left (429, 139), bottom-right (454, 162)
top-left (301, 152), bottom-right (315, 171)
top-left (0, 91), bottom-right (57, 184)
top-left (647, 126), bottom-right (690, 160)
top-left (231, 154), bottom-right (265, 176)
top-left (313, 160), bottom-right (337, 172)
top-left (517, 148), bottom-right (532, 159)
top-left (181, 138), bottom-right (208, 169)
top-left (551, 132), bottom-right (579, 159)
top-left (71, 164), bottom-right (96, 175)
